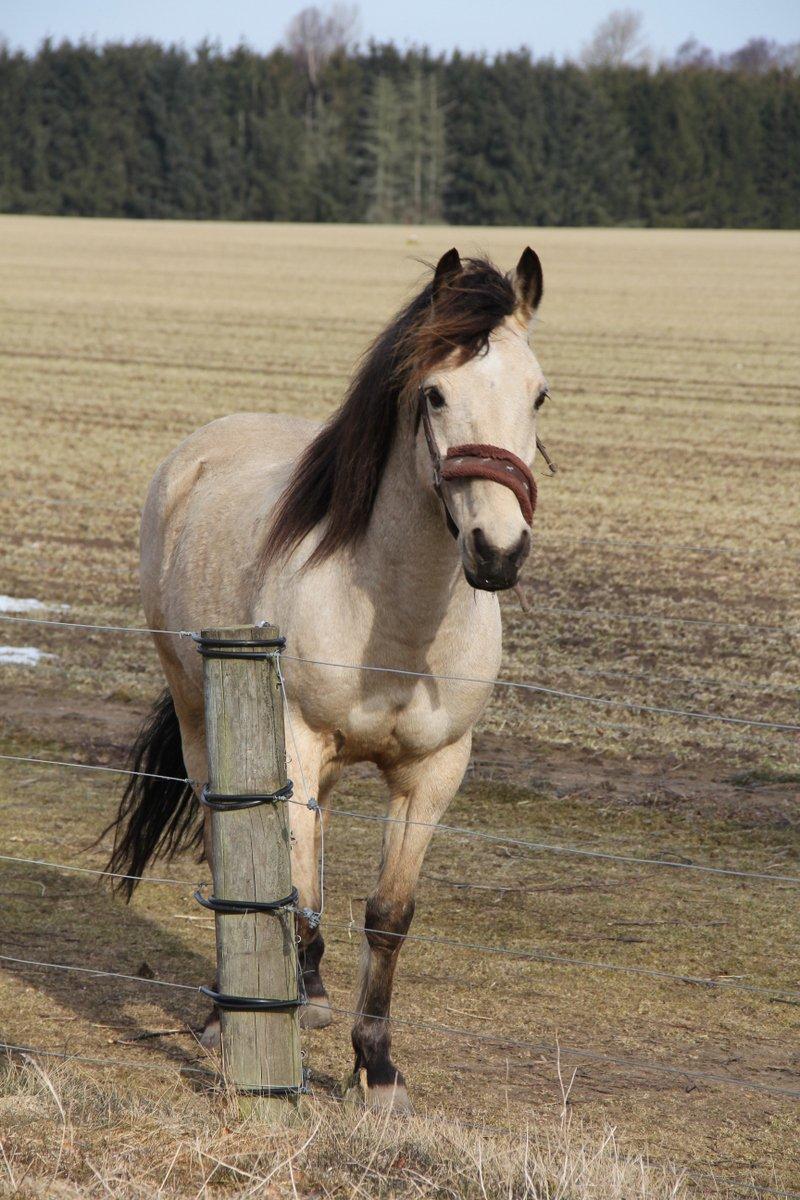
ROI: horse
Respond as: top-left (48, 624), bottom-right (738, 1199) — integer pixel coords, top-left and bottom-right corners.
top-left (106, 246), bottom-right (550, 1112)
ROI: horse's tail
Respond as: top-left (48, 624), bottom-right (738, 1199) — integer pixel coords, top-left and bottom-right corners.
top-left (103, 689), bottom-right (202, 899)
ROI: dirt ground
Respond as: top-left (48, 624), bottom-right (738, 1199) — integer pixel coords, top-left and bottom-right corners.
top-left (0, 217), bottom-right (798, 1195)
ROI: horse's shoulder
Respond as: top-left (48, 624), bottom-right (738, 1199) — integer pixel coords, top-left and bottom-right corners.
top-left (141, 413), bottom-right (318, 568)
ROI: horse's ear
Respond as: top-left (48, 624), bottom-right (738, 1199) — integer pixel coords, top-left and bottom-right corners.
top-left (433, 247), bottom-right (461, 299)
top-left (513, 247), bottom-right (543, 320)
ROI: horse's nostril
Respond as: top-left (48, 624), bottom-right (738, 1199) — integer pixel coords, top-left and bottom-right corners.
top-left (471, 526), bottom-right (529, 568)
top-left (471, 527), bottom-right (491, 563)
top-left (508, 529), bottom-right (531, 566)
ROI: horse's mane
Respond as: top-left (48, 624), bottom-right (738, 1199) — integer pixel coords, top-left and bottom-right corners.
top-left (262, 257), bottom-right (517, 568)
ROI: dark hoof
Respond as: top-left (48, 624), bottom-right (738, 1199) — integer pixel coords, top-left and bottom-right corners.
top-left (198, 1009), bottom-right (220, 1051)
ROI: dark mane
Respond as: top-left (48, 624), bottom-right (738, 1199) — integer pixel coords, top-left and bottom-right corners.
top-left (262, 257), bottom-right (517, 568)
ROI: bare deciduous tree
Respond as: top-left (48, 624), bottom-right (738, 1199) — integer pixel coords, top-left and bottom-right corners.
top-left (723, 37), bottom-right (799, 74)
top-left (673, 38), bottom-right (716, 70)
top-left (284, 4), bottom-right (360, 88)
top-left (581, 9), bottom-right (650, 68)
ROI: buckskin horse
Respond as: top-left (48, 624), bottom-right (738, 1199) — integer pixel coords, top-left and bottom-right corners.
top-left (107, 247), bottom-right (550, 1111)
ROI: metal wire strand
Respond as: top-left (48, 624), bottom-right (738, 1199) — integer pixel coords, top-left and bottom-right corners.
top-left (0, 1040), bottom-right (208, 1077)
top-left (318, 1000), bottom-right (800, 1100)
top-left (0, 952), bottom-right (198, 990)
top-left (531, 601), bottom-right (797, 635)
top-left (1, 612), bottom-right (798, 728)
top-left (1, 850), bottom-right (795, 999)
top-left (0, 751), bottom-right (188, 783)
top-left (0, 852), bottom-right (191, 888)
top-left (1, 952), bottom-right (797, 1100)
top-left (539, 530), bottom-right (799, 562)
top-left (2, 750), bottom-right (798, 884)
top-left (299, 913), bottom-right (800, 1003)
top-left (316, 801), bottom-right (800, 885)
top-left (0, 613), bottom-right (187, 637)
top-left (281, 654), bottom-right (800, 732)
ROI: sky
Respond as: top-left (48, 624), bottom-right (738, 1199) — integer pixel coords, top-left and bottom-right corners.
top-left (2, 0), bottom-right (797, 61)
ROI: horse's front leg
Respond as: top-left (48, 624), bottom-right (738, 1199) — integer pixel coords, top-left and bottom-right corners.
top-left (350, 732), bottom-right (472, 1112)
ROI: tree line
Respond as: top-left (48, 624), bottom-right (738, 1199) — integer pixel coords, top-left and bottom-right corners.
top-left (0, 36), bottom-right (798, 227)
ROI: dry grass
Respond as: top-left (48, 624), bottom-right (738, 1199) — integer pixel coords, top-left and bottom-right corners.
top-left (0, 1055), bottom-right (707, 1199)
top-left (0, 217), bottom-right (798, 762)
top-left (0, 217), bottom-right (798, 1196)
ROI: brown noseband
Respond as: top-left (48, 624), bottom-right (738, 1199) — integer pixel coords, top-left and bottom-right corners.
top-left (418, 389), bottom-right (539, 533)
top-left (442, 444), bottom-right (536, 525)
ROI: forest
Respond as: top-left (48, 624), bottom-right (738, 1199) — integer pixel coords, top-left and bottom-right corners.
top-left (1, 34), bottom-right (798, 227)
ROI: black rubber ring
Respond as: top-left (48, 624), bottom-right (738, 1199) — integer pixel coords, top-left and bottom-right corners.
top-left (237, 1069), bottom-right (310, 1097)
top-left (192, 634), bottom-right (286, 660)
top-left (200, 985), bottom-right (306, 1013)
top-left (196, 652), bottom-right (281, 662)
top-left (199, 780), bottom-right (294, 811)
top-left (195, 886), bottom-right (299, 915)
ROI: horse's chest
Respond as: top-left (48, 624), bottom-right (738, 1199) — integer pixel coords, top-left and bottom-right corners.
top-left (326, 673), bottom-right (492, 764)
top-left (344, 698), bottom-right (451, 759)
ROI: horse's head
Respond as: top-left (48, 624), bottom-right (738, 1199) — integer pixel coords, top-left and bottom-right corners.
top-left (415, 248), bottom-right (547, 592)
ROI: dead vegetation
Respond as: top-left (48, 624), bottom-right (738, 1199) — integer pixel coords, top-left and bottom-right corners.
top-left (0, 1054), bottom-right (708, 1199)
top-left (0, 218), bottom-right (798, 1196)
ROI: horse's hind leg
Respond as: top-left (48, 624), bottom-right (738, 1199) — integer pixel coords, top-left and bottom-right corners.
top-left (350, 733), bottom-right (471, 1112)
top-left (284, 718), bottom-right (334, 1030)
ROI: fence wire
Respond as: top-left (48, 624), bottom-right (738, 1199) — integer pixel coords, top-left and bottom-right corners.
top-left (1, 951), bottom-right (797, 1100)
top-left (2, 749), bottom-right (798, 884)
top-left (1, 853), bottom-right (795, 1002)
top-left (1, 612), bottom-right (799, 732)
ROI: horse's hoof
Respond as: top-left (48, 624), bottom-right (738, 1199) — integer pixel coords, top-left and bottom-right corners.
top-left (342, 1068), bottom-right (412, 1114)
top-left (198, 1011), bottom-right (220, 1051)
top-left (366, 1082), bottom-right (413, 1114)
top-left (300, 994), bottom-right (333, 1029)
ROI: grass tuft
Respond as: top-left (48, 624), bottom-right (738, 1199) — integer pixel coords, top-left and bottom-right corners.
top-left (0, 1055), bottom-right (701, 1199)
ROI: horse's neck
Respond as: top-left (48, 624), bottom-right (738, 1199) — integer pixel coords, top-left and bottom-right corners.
top-left (350, 412), bottom-right (478, 651)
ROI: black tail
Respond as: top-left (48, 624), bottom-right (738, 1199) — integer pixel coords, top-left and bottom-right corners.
top-left (103, 689), bottom-right (202, 899)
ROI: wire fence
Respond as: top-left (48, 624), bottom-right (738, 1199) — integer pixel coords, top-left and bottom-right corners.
top-left (1, 611), bottom-right (798, 733)
top-left (1, 576), bottom-right (798, 1179)
top-left (2, 952), bottom-right (798, 1101)
top-left (2, 750), bottom-right (798, 884)
top-left (2, 849), bottom-right (797, 1002)
top-left (2, 593), bottom-right (798, 638)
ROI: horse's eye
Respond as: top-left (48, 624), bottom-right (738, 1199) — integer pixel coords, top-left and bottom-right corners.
top-left (534, 389), bottom-right (548, 411)
top-left (427, 387), bottom-right (446, 410)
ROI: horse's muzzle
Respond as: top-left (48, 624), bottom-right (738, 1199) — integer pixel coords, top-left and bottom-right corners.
top-left (463, 527), bottom-right (531, 591)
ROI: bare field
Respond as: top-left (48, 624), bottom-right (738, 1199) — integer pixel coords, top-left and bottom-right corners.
top-left (0, 217), bottom-right (799, 1197)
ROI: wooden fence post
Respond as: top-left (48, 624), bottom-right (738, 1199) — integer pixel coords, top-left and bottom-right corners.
top-left (197, 623), bottom-right (303, 1121)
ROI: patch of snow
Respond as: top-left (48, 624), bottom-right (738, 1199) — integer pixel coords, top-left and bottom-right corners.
top-left (0, 645), bottom-right (57, 666)
top-left (0, 596), bottom-right (70, 614)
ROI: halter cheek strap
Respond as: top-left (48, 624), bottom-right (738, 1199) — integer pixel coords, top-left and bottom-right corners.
top-left (418, 389), bottom-right (539, 532)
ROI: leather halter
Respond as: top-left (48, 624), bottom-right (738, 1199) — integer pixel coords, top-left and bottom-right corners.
top-left (418, 389), bottom-right (538, 534)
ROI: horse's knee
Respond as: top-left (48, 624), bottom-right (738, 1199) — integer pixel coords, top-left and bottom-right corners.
top-left (364, 894), bottom-right (415, 953)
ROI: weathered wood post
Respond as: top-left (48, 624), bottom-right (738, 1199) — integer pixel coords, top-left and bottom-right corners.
top-left (196, 623), bottom-right (303, 1121)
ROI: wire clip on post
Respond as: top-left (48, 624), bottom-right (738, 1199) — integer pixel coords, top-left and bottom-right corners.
top-left (192, 633), bottom-right (286, 660)
top-left (199, 780), bottom-right (294, 811)
top-left (237, 1069), bottom-right (310, 1098)
top-left (195, 885), bottom-right (299, 916)
top-left (199, 985), bottom-right (306, 1013)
